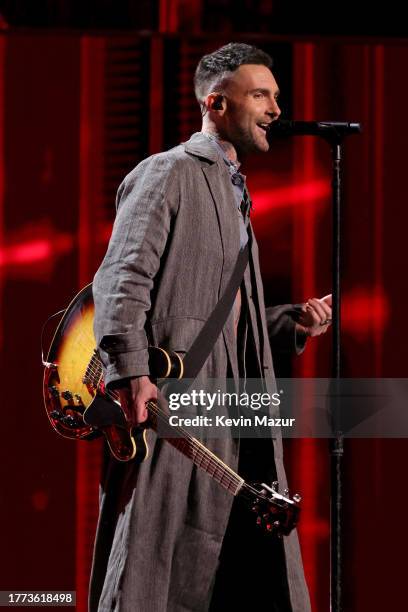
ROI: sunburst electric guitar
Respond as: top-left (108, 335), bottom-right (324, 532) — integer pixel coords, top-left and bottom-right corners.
top-left (43, 284), bottom-right (301, 536)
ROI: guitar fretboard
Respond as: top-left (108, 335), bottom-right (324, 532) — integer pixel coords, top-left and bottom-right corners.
top-left (84, 351), bottom-right (244, 496)
top-left (146, 400), bottom-right (244, 496)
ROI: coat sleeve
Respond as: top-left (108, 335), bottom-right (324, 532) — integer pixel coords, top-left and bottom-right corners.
top-left (265, 304), bottom-right (307, 356)
top-left (92, 153), bottom-right (180, 388)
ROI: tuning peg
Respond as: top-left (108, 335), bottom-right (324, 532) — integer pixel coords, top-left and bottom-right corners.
top-left (271, 480), bottom-right (279, 492)
top-left (293, 493), bottom-right (302, 503)
top-left (283, 488), bottom-right (289, 496)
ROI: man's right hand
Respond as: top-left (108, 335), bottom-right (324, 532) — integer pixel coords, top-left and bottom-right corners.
top-left (117, 376), bottom-right (158, 427)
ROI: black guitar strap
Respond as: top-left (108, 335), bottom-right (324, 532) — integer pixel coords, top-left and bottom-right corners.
top-left (173, 242), bottom-right (249, 391)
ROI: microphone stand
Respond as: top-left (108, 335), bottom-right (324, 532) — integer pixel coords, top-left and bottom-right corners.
top-left (269, 122), bottom-right (361, 612)
top-left (311, 127), bottom-right (361, 612)
top-left (327, 133), bottom-right (343, 612)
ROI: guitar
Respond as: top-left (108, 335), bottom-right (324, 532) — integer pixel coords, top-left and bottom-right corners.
top-left (43, 284), bottom-right (301, 536)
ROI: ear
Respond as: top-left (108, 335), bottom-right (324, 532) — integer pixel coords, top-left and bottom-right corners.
top-left (205, 92), bottom-right (226, 114)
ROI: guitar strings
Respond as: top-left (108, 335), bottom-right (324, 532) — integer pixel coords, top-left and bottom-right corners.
top-left (120, 395), bottom-right (242, 494)
top-left (83, 353), bottom-right (244, 493)
top-left (80, 347), bottom-right (242, 492)
top-left (104, 386), bottom-right (243, 494)
top-left (145, 399), bottom-right (243, 491)
top-left (83, 362), bottom-right (292, 511)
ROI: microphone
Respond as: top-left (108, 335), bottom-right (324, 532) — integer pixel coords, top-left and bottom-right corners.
top-left (268, 120), bottom-right (362, 138)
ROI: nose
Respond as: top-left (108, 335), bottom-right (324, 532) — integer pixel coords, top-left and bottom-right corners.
top-left (267, 98), bottom-right (281, 122)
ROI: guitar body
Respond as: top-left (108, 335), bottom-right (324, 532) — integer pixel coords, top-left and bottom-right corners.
top-left (43, 284), bottom-right (182, 461)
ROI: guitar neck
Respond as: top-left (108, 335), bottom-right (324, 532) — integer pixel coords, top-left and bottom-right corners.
top-left (90, 352), bottom-right (244, 495)
top-left (105, 379), bottom-right (244, 496)
top-left (145, 399), bottom-right (244, 496)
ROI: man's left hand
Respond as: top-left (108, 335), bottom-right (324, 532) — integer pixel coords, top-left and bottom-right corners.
top-left (295, 294), bottom-right (332, 337)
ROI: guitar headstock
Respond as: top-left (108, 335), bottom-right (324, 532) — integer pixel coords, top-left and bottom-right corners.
top-left (244, 481), bottom-right (301, 536)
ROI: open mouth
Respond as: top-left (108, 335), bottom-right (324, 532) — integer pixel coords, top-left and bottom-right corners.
top-left (257, 123), bottom-right (270, 133)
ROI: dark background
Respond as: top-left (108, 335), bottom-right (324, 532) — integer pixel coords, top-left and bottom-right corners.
top-left (0, 2), bottom-right (407, 611)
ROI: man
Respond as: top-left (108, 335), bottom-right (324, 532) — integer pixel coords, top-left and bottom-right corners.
top-left (90, 43), bottom-right (331, 611)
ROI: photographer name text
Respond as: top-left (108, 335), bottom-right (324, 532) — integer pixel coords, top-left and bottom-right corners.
top-left (168, 415), bottom-right (295, 428)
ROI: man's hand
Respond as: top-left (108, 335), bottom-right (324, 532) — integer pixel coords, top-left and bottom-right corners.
top-left (117, 376), bottom-right (158, 427)
top-left (295, 294), bottom-right (332, 338)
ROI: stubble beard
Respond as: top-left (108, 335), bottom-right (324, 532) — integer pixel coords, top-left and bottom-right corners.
top-left (231, 123), bottom-right (269, 157)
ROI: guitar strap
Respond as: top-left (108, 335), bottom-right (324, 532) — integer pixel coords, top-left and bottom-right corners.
top-left (170, 241), bottom-right (249, 392)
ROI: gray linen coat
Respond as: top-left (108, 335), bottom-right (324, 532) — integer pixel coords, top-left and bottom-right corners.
top-left (90, 133), bottom-right (311, 612)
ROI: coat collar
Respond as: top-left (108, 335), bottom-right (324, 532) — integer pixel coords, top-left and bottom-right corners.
top-left (183, 132), bottom-right (220, 163)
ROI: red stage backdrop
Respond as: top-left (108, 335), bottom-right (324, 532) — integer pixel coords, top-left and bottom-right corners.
top-left (1, 29), bottom-right (407, 612)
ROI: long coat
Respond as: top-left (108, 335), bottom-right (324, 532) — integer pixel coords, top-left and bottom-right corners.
top-left (90, 133), bottom-right (311, 612)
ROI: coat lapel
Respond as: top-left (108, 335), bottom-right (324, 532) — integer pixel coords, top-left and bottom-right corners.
top-left (184, 133), bottom-right (241, 296)
top-left (183, 133), bottom-right (242, 381)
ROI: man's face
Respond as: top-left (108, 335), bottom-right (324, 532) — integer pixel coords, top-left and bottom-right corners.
top-left (218, 64), bottom-right (281, 154)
